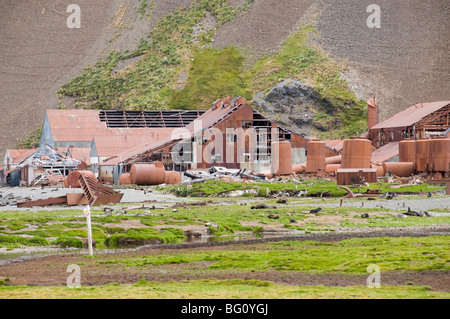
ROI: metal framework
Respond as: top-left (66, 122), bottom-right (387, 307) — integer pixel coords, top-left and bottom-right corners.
top-left (99, 110), bottom-right (206, 128)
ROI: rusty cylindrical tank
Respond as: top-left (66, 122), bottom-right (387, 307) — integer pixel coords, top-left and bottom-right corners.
top-left (119, 173), bottom-right (131, 185)
top-left (415, 139), bottom-right (431, 172)
top-left (371, 164), bottom-right (385, 177)
top-left (130, 162), bottom-right (166, 186)
top-left (429, 138), bottom-right (450, 172)
top-left (164, 171), bottom-right (182, 185)
top-left (325, 155), bottom-right (342, 165)
top-left (382, 162), bottom-right (415, 177)
top-left (341, 139), bottom-right (371, 169)
top-left (306, 141), bottom-right (326, 173)
top-left (325, 164), bottom-right (341, 174)
top-left (292, 163), bottom-right (306, 174)
top-left (66, 170), bottom-right (96, 188)
top-left (398, 139), bottom-right (416, 163)
top-left (271, 140), bottom-right (292, 175)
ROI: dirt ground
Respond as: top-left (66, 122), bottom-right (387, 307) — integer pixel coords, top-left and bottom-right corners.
top-left (1, 228), bottom-right (449, 292)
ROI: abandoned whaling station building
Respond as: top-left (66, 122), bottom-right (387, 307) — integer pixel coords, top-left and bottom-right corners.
top-left (3, 97), bottom-right (328, 185)
top-left (1, 97), bottom-right (449, 187)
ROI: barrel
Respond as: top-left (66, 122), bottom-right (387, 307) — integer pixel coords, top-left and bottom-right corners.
top-left (119, 173), bottom-right (131, 185)
top-left (130, 162), bottom-right (166, 186)
top-left (66, 170), bottom-right (96, 188)
top-left (305, 141), bottom-right (326, 173)
top-left (271, 140), bottom-right (292, 175)
top-left (164, 171), bottom-right (182, 185)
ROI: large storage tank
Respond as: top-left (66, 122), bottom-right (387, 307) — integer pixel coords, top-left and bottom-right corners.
top-left (341, 139), bottom-right (371, 169)
top-left (399, 139), bottom-right (416, 163)
top-left (271, 140), bottom-right (292, 175)
top-left (415, 139), bottom-right (431, 172)
top-left (429, 138), bottom-right (450, 172)
top-left (66, 170), bottom-right (96, 188)
top-left (305, 141), bottom-right (326, 173)
top-left (130, 162), bottom-right (166, 185)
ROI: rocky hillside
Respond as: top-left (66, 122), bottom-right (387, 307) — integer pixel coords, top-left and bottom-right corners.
top-left (1, 0), bottom-right (448, 156)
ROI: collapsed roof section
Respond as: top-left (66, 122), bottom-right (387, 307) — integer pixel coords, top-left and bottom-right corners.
top-left (99, 110), bottom-right (206, 128)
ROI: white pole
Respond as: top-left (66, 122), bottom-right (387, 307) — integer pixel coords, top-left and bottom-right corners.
top-left (84, 205), bottom-right (93, 256)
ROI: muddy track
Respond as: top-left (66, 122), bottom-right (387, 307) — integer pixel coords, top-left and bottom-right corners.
top-left (1, 226), bottom-right (449, 291)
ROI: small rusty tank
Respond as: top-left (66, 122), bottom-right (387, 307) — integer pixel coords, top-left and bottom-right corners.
top-left (164, 171), bottom-right (182, 185)
top-left (271, 139), bottom-right (292, 175)
top-left (119, 173), bottom-right (131, 185)
top-left (130, 162), bottom-right (166, 186)
top-left (306, 141), bottom-right (326, 173)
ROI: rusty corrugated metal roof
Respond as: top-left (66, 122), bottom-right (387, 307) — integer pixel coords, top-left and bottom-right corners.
top-left (6, 149), bottom-right (37, 164)
top-left (100, 99), bottom-right (244, 166)
top-left (371, 101), bottom-right (450, 129)
top-left (323, 139), bottom-right (344, 152)
top-left (370, 142), bottom-right (399, 164)
top-left (93, 134), bottom-right (174, 158)
top-left (46, 109), bottom-right (195, 142)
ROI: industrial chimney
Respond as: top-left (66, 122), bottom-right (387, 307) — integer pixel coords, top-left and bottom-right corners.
top-left (367, 97), bottom-right (379, 129)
